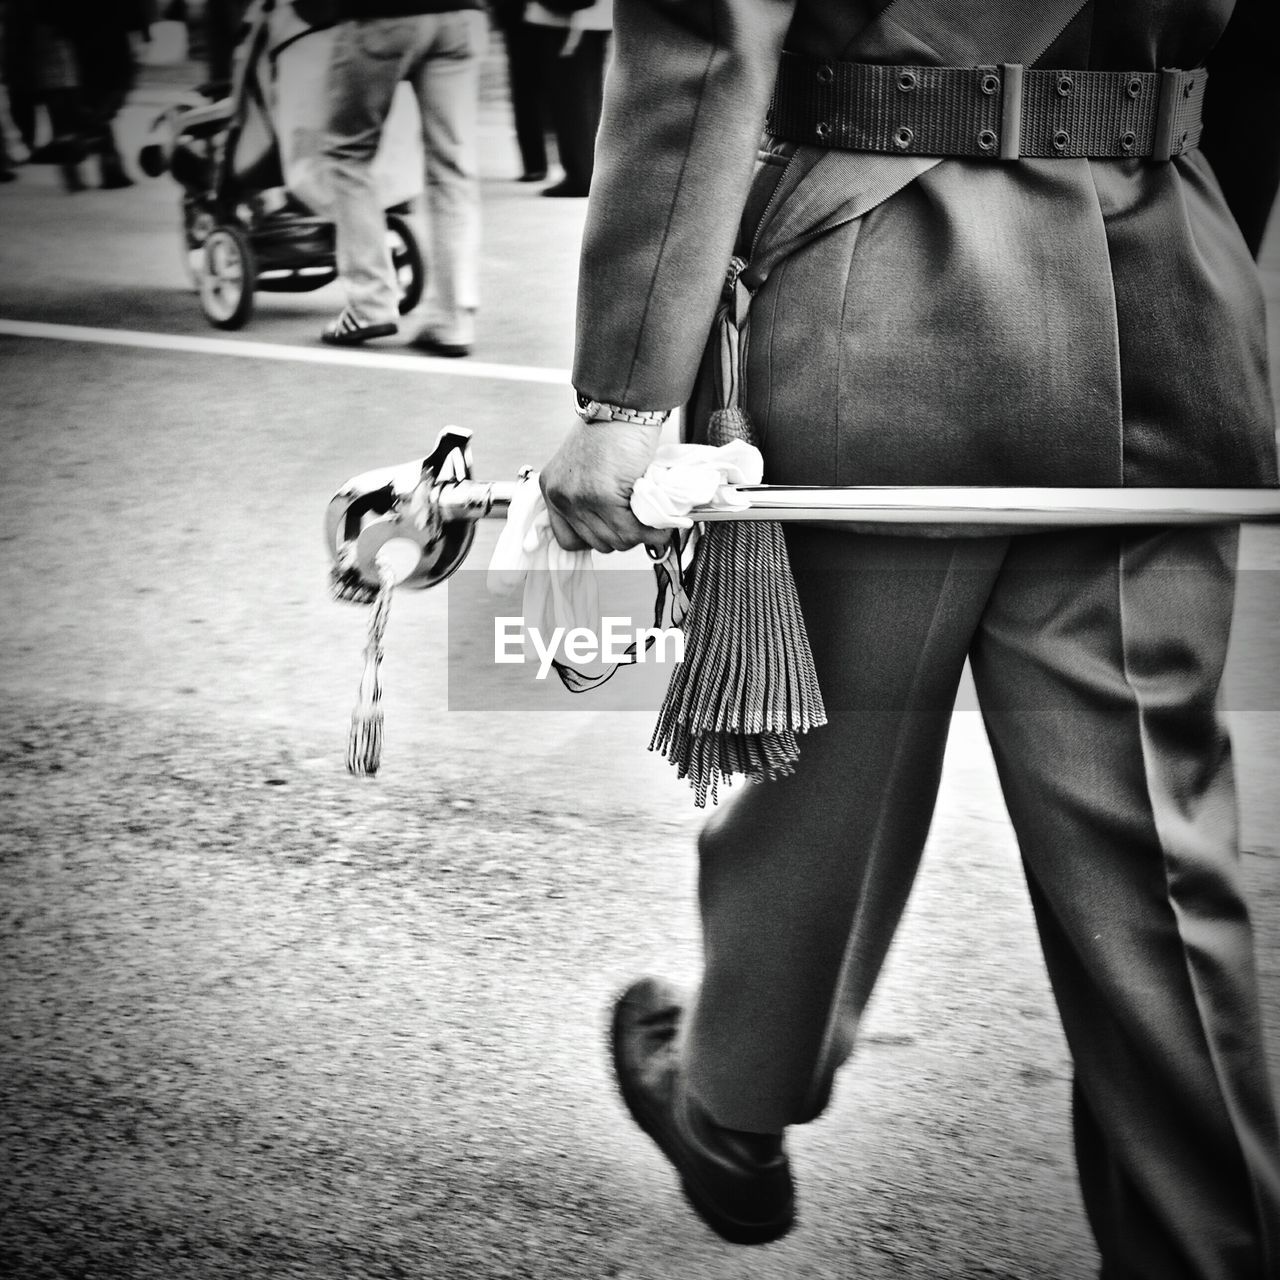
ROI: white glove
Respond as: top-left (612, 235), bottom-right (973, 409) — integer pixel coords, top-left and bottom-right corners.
top-left (487, 473), bottom-right (602, 643)
top-left (628, 440), bottom-right (763, 529)
top-left (487, 440), bottom-right (763, 652)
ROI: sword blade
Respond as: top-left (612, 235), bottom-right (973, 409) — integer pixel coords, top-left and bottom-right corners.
top-left (442, 482), bottom-right (1280, 526)
top-left (698, 486), bottom-right (1280, 525)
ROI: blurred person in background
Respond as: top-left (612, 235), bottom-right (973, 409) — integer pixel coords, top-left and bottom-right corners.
top-left (268, 0), bottom-right (425, 219)
top-left (0, 14), bottom-right (15, 179)
top-left (201, 0), bottom-right (248, 93)
top-left (492, 0), bottom-right (547, 183)
top-left (321, 0), bottom-right (484, 354)
top-left (54, 0), bottom-right (153, 190)
top-left (524, 0), bottom-right (609, 197)
top-left (2, 0), bottom-right (81, 185)
top-left (164, 0), bottom-right (247, 97)
top-left (0, 0), bottom-right (37, 162)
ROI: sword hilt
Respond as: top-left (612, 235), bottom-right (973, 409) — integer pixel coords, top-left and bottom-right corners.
top-left (325, 427), bottom-right (529, 597)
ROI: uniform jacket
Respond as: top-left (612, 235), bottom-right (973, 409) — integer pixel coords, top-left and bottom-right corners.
top-left (572, 0), bottom-right (1280, 488)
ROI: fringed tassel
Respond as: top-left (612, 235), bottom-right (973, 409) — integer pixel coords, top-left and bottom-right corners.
top-left (650, 261), bottom-right (826, 806)
top-left (346, 563), bottom-right (393, 776)
top-left (342, 537), bottom-right (423, 777)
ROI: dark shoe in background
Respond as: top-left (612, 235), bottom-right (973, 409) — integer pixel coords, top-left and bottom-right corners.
top-left (541, 179), bottom-right (589, 198)
top-left (60, 160), bottom-right (87, 193)
top-left (610, 976), bottom-right (796, 1245)
top-left (99, 157), bottom-right (134, 189)
top-left (411, 332), bottom-right (472, 358)
top-left (98, 138), bottom-right (135, 190)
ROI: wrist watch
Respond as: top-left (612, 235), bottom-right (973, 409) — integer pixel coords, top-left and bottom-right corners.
top-left (574, 391), bottom-right (670, 427)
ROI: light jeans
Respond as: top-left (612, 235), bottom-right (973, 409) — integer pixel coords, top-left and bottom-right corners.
top-left (324, 12), bottom-right (484, 333)
top-left (273, 27), bottom-right (423, 217)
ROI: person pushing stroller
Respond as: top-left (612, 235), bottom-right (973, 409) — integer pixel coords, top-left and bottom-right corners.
top-left (137, 0), bottom-right (427, 331)
top-left (319, 0), bottom-right (485, 357)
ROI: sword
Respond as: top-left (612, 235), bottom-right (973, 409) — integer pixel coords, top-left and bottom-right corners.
top-left (326, 428), bottom-right (1280, 596)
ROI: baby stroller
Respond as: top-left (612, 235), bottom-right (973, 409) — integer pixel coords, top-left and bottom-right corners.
top-left (138, 0), bottom-right (425, 330)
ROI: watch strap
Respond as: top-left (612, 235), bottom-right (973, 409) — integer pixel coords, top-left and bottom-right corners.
top-left (574, 392), bottom-right (670, 427)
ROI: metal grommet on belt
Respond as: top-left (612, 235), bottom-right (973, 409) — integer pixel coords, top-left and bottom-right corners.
top-left (897, 70), bottom-right (917, 92)
top-left (980, 71), bottom-right (1000, 95)
top-left (977, 129), bottom-right (997, 152)
top-left (816, 63), bottom-right (834, 85)
top-left (1127, 75), bottom-right (1142, 99)
top-left (893, 125), bottom-right (914, 150)
top-left (1120, 130), bottom-right (1137, 154)
top-left (1057, 74), bottom-right (1074, 96)
top-left (815, 120), bottom-right (831, 141)
top-left (1052, 130), bottom-right (1070, 152)
top-left (1184, 79), bottom-right (1194, 97)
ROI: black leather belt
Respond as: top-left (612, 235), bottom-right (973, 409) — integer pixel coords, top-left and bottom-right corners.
top-left (766, 53), bottom-right (1207, 160)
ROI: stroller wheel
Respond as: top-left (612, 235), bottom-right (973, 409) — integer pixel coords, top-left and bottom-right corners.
top-left (181, 200), bottom-right (210, 293)
top-left (181, 239), bottom-right (203, 292)
top-left (386, 213), bottom-right (425, 316)
top-left (199, 225), bottom-right (256, 329)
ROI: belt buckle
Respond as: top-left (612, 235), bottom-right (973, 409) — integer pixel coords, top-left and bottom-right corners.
top-left (998, 63), bottom-right (1024, 159)
top-left (1151, 67), bottom-right (1183, 161)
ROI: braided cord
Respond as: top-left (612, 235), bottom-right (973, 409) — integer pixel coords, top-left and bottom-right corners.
top-left (346, 556), bottom-right (399, 776)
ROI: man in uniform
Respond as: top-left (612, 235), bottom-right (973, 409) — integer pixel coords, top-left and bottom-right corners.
top-left (539, 0), bottom-right (1280, 1273)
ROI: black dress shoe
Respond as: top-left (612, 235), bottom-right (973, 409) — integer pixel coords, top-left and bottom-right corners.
top-left (541, 179), bottom-right (589, 198)
top-left (610, 976), bottom-right (796, 1244)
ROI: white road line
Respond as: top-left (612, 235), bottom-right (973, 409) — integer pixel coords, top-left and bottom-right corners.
top-left (0, 319), bottom-right (571, 385)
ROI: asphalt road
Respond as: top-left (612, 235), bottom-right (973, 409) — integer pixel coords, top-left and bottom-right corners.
top-left (1, 52), bottom-right (1279, 1280)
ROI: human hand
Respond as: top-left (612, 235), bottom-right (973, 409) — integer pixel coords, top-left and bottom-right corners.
top-left (539, 419), bottom-right (666, 553)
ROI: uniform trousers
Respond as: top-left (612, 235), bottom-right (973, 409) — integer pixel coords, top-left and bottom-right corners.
top-left (325, 12), bottom-right (483, 334)
top-left (682, 523), bottom-right (1280, 1279)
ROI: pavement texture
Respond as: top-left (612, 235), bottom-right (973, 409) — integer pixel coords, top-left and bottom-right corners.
top-left (1, 35), bottom-right (1279, 1280)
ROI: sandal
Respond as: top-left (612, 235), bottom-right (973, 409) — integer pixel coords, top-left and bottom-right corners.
top-left (320, 309), bottom-right (398, 346)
